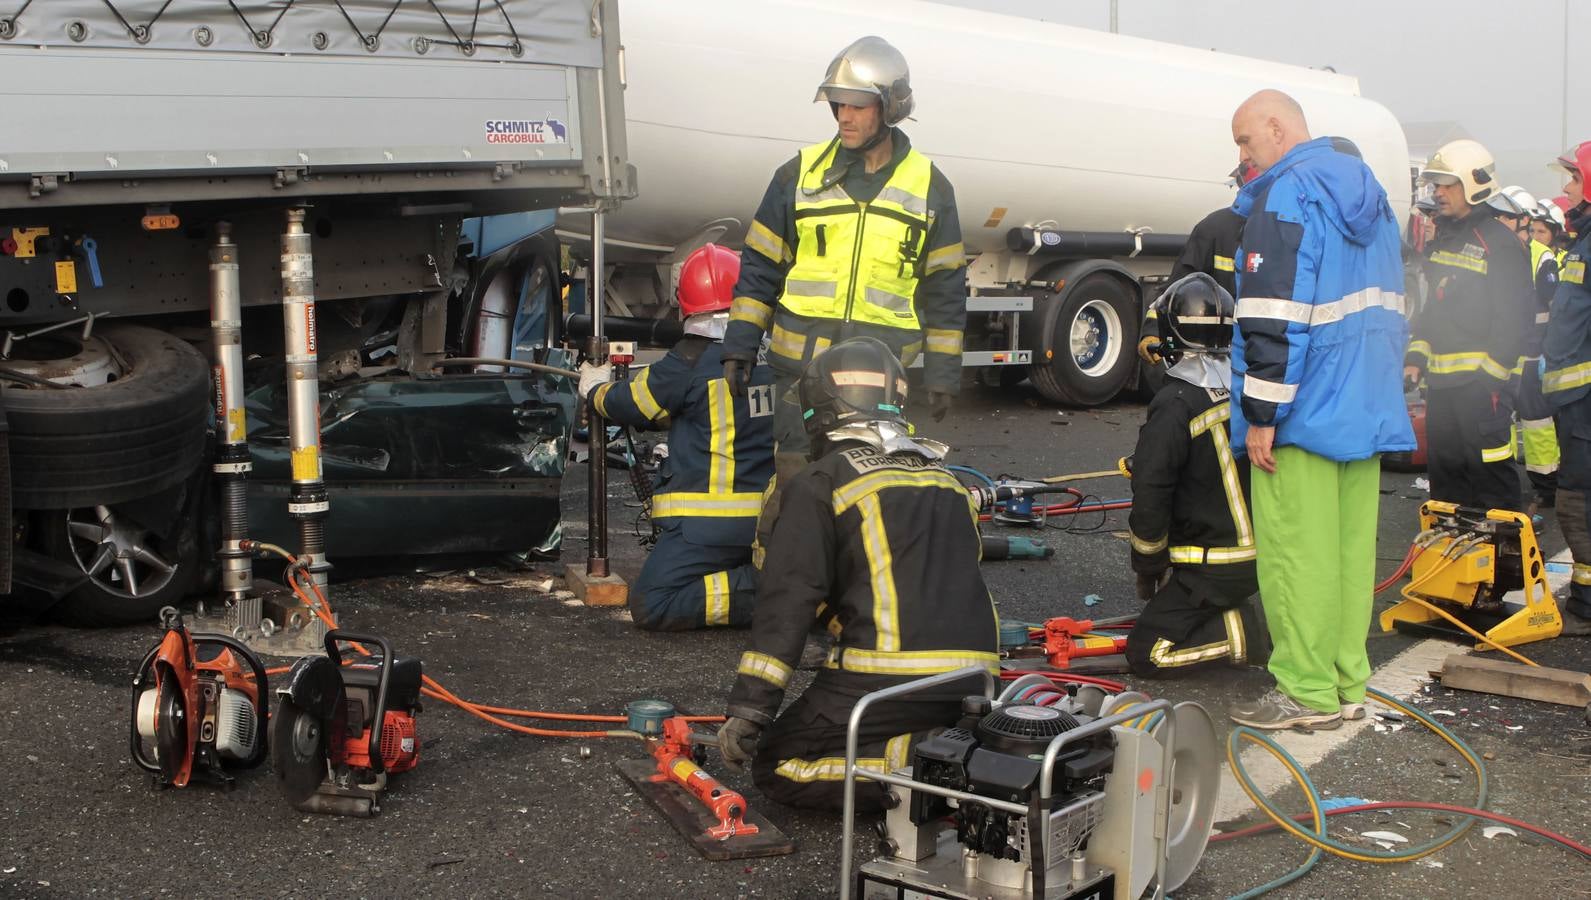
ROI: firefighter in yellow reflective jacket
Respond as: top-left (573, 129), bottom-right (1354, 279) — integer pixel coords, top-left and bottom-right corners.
top-left (717, 339), bottom-right (997, 811)
top-left (1124, 274), bottom-right (1268, 676)
top-left (580, 245), bottom-right (774, 630)
top-left (1405, 141), bottom-right (1533, 512)
top-left (720, 36), bottom-right (968, 549)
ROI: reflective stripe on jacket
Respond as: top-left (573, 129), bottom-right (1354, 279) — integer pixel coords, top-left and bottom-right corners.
top-left (1128, 380), bottom-right (1256, 576)
top-left (590, 337), bottom-right (774, 546)
top-left (725, 443), bottom-right (998, 726)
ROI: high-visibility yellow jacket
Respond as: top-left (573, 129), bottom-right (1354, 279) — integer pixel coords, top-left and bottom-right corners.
top-left (723, 129), bottom-right (968, 393)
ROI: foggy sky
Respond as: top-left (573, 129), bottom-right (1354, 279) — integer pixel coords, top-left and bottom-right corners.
top-left (945, 0), bottom-right (1583, 201)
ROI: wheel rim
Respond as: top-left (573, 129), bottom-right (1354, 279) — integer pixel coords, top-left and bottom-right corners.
top-left (62, 505), bottom-right (179, 599)
top-left (1069, 298), bottom-right (1124, 377)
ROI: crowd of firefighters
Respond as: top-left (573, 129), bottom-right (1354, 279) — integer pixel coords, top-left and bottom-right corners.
top-left (575, 36), bottom-right (1590, 811)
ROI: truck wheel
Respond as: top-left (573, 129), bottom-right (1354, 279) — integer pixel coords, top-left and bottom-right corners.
top-left (1027, 273), bottom-right (1140, 406)
top-left (5, 324), bottom-right (209, 510)
top-left (40, 503), bottom-right (200, 627)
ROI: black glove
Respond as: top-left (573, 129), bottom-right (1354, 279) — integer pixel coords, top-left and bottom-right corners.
top-left (722, 357), bottom-right (751, 398)
top-left (927, 389), bottom-right (953, 423)
top-left (1135, 569), bottom-right (1171, 602)
top-left (717, 716), bottom-right (762, 772)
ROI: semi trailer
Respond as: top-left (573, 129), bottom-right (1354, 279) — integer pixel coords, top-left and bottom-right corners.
top-left (0, 0), bottom-right (630, 625)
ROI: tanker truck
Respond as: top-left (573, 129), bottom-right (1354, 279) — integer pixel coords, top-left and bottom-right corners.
top-left (581, 0), bottom-right (1411, 405)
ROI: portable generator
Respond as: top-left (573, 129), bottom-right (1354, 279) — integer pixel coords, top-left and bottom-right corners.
top-left (841, 670), bottom-right (1218, 900)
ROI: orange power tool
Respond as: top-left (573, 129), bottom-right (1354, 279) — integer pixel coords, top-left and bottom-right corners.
top-left (1044, 617), bottom-right (1129, 669)
top-left (649, 716), bottom-right (759, 840)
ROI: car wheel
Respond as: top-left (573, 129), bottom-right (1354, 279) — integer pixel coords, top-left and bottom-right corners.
top-left (41, 502), bottom-right (200, 627)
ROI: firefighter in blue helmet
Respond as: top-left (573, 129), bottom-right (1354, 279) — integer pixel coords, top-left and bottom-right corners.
top-left (578, 244), bottom-right (775, 630)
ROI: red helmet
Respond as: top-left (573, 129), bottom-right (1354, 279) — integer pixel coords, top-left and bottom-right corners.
top-left (677, 243), bottom-right (739, 317)
top-left (1551, 141), bottom-right (1591, 183)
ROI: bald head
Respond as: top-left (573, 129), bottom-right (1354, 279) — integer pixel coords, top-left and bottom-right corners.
top-left (1232, 89), bottom-right (1312, 176)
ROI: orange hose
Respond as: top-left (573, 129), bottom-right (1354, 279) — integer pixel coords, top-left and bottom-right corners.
top-left (276, 566), bottom-right (723, 738)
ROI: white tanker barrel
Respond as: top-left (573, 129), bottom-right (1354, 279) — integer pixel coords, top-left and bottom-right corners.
top-left (611, 0), bottom-right (1410, 258)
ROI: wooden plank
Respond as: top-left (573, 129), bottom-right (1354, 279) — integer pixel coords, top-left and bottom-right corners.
top-left (1434, 653), bottom-right (1591, 707)
top-left (563, 564), bottom-right (629, 607)
top-left (616, 758), bottom-right (796, 860)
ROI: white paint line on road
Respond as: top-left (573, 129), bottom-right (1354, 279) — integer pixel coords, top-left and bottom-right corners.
top-left (1213, 547), bottom-right (1572, 824)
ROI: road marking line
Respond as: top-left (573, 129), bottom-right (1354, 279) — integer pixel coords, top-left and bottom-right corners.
top-left (1214, 548), bottom-right (1572, 823)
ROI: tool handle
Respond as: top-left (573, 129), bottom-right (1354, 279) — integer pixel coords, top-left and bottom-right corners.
top-left (192, 633), bottom-right (272, 769)
top-left (325, 630), bottom-right (393, 775)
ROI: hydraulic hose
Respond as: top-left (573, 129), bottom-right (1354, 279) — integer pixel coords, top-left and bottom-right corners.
top-left (248, 542), bottom-right (723, 737)
top-left (1210, 802), bottom-right (1591, 858)
top-left (1222, 687), bottom-right (1488, 898)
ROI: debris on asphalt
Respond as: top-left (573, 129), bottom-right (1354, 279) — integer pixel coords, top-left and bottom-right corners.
top-left (1360, 830), bottom-right (1409, 844)
top-left (1412, 477), bottom-right (1430, 491)
top-left (1482, 826), bottom-right (1519, 840)
top-left (1429, 709), bottom-right (1456, 717)
top-left (426, 858), bottom-right (466, 870)
top-left (1419, 859), bottom-right (1445, 869)
top-left (1083, 594), bottom-right (1102, 607)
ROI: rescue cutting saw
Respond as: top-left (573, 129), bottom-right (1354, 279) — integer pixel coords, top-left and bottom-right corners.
top-left (130, 607), bottom-right (270, 789)
top-left (272, 630), bottom-right (422, 817)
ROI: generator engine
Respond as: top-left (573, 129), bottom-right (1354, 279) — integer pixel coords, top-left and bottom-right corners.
top-left (850, 677), bottom-right (1219, 900)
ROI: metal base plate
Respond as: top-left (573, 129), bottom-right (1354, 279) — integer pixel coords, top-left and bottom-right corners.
top-left (193, 591), bottom-right (331, 658)
top-left (615, 758), bottom-right (795, 861)
top-left (858, 832), bottom-right (1115, 899)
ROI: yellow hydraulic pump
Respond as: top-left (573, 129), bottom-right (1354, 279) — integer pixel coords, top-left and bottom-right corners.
top-left (1380, 502), bottom-right (1563, 649)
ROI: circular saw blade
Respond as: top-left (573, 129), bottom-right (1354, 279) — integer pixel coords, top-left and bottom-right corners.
top-left (153, 673), bottom-right (189, 785)
top-left (272, 698), bottom-right (329, 805)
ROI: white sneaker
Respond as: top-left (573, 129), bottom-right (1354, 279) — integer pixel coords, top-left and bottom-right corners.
top-left (1340, 701), bottom-right (1367, 721)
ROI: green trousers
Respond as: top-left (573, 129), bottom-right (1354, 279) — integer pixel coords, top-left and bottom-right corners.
top-left (1250, 446), bottom-right (1380, 714)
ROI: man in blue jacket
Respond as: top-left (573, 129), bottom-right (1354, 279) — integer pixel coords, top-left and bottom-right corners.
top-left (1224, 90), bottom-right (1415, 730)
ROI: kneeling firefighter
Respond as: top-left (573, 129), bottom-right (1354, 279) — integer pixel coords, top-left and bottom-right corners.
top-left (1124, 273), bottom-right (1268, 676)
top-left (718, 338), bottom-right (998, 811)
top-left (579, 244), bottom-right (775, 630)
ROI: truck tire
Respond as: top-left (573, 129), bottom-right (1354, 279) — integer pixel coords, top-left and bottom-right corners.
top-left (38, 501), bottom-right (200, 627)
top-left (1026, 273), bottom-right (1140, 406)
top-left (6, 324), bottom-right (209, 510)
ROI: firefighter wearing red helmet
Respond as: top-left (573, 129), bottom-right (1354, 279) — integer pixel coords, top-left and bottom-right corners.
top-left (1542, 141), bottom-right (1591, 634)
top-left (577, 244), bottom-right (775, 630)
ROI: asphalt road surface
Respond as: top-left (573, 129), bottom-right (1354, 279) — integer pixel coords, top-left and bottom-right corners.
top-left (2, 379), bottom-right (1587, 899)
